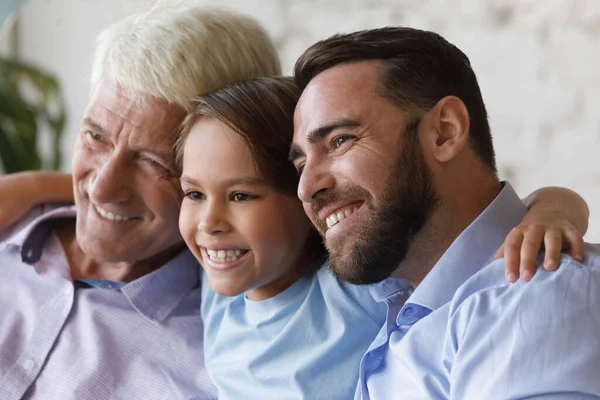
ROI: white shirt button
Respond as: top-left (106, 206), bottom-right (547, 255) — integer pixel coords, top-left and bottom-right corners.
top-left (22, 359), bottom-right (35, 371)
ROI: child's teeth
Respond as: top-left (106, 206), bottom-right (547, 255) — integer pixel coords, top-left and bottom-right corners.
top-left (206, 249), bottom-right (245, 263)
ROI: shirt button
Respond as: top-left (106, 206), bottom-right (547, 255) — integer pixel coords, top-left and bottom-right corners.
top-left (403, 306), bottom-right (413, 316)
top-left (22, 359), bottom-right (35, 371)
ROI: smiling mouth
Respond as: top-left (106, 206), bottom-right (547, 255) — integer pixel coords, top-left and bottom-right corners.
top-left (204, 248), bottom-right (250, 263)
top-left (95, 205), bottom-right (137, 222)
top-left (324, 203), bottom-right (363, 230)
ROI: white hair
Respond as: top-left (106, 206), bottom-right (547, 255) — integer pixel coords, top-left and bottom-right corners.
top-left (90, 2), bottom-right (281, 111)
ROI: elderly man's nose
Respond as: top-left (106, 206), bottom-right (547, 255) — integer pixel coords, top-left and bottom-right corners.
top-left (88, 157), bottom-right (132, 204)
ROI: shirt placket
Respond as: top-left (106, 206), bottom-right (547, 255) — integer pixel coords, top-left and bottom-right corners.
top-left (0, 275), bottom-right (75, 399)
top-left (359, 288), bottom-right (410, 400)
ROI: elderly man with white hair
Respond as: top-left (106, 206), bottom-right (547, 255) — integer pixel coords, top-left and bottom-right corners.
top-left (0, 3), bottom-right (279, 399)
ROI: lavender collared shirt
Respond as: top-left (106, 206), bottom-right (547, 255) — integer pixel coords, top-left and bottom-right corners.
top-left (0, 205), bottom-right (216, 400)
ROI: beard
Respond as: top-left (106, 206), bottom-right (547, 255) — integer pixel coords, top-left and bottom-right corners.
top-left (314, 130), bottom-right (439, 285)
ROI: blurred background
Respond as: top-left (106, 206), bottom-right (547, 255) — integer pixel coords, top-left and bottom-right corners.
top-left (1, 0), bottom-right (599, 240)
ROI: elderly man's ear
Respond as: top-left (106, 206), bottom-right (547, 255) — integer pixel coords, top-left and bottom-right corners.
top-left (423, 96), bottom-right (471, 164)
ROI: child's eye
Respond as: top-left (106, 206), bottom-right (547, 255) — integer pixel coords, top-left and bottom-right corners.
top-left (231, 193), bottom-right (257, 202)
top-left (184, 191), bottom-right (205, 200)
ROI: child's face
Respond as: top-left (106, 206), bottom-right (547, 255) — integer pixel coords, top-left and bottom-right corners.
top-left (179, 117), bottom-right (313, 300)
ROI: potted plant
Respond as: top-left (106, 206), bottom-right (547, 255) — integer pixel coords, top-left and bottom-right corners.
top-left (0, 57), bottom-right (66, 173)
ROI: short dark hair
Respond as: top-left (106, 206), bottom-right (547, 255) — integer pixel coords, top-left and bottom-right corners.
top-left (294, 27), bottom-right (496, 172)
top-left (177, 77), bottom-right (301, 195)
top-left (176, 76), bottom-right (326, 273)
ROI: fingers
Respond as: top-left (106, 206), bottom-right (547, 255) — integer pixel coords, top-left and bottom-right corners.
top-left (563, 228), bottom-right (585, 263)
top-left (501, 224), bottom-right (586, 285)
top-left (519, 226), bottom-right (544, 282)
top-left (502, 227), bottom-right (524, 283)
top-left (542, 230), bottom-right (562, 271)
top-left (542, 228), bottom-right (585, 272)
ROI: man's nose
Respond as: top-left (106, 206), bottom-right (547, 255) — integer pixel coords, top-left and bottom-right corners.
top-left (297, 159), bottom-right (334, 203)
top-left (88, 155), bottom-right (132, 204)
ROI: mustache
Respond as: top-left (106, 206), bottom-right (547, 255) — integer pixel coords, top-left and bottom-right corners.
top-left (310, 185), bottom-right (372, 222)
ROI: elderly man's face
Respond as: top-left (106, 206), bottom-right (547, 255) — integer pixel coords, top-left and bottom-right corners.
top-left (71, 80), bottom-right (186, 263)
top-left (291, 61), bottom-right (438, 284)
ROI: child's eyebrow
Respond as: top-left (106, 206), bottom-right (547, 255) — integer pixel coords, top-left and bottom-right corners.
top-left (179, 175), bottom-right (198, 185)
top-left (223, 177), bottom-right (267, 187)
top-left (179, 176), bottom-right (267, 187)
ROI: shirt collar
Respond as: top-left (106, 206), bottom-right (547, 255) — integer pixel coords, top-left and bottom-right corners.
top-left (121, 249), bottom-right (200, 325)
top-left (369, 277), bottom-right (412, 303)
top-left (1, 204), bottom-right (200, 324)
top-left (0, 205), bottom-right (77, 263)
top-left (403, 182), bottom-right (527, 315)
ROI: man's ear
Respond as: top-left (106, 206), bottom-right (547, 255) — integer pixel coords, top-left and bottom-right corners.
top-left (425, 96), bottom-right (470, 163)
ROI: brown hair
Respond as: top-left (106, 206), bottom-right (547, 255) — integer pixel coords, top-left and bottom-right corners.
top-left (176, 76), bottom-right (326, 273)
top-left (294, 27), bottom-right (497, 173)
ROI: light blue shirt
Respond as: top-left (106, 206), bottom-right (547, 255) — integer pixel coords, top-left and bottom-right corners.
top-left (357, 183), bottom-right (600, 399)
top-left (202, 266), bottom-right (387, 400)
top-left (0, 205), bottom-right (216, 399)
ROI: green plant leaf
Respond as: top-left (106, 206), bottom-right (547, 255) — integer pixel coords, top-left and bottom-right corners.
top-left (0, 57), bottom-right (65, 172)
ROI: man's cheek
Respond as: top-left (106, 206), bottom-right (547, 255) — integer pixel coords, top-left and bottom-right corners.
top-left (303, 206), bottom-right (320, 230)
top-left (159, 178), bottom-right (185, 207)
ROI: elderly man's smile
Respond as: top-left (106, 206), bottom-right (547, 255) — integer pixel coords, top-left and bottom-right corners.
top-left (94, 205), bottom-right (138, 222)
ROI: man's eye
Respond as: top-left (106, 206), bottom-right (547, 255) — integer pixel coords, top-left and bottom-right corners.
top-left (296, 164), bottom-right (305, 176)
top-left (144, 158), bottom-right (173, 175)
top-left (184, 191), bottom-right (204, 200)
top-left (146, 158), bottom-right (163, 169)
top-left (85, 131), bottom-right (102, 142)
top-left (332, 135), bottom-right (352, 148)
top-left (231, 193), bottom-right (256, 202)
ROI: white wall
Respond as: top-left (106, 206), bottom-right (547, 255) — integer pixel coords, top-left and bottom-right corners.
top-left (18, 0), bottom-right (600, 241)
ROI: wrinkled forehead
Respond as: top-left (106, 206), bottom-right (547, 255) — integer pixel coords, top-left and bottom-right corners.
top-left (86, 79), bottom-right (186, 139)
top-left (293, 61), bottom-right (381, 144)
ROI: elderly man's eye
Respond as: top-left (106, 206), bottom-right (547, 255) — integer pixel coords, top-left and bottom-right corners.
top-left (147, 159), bottom-right (162, 168)
top-left (143, 157), bottom-right (173, 176)
top-left (85, 131), bottom-right (103, 142)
